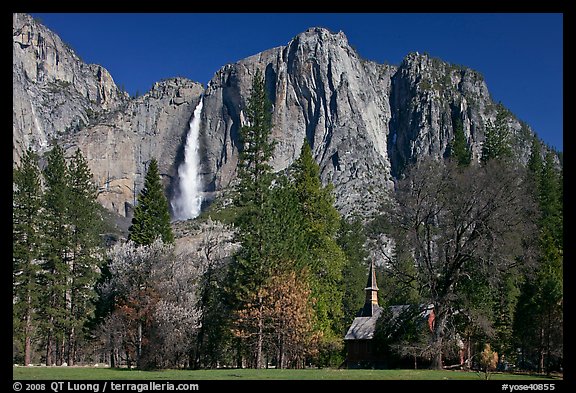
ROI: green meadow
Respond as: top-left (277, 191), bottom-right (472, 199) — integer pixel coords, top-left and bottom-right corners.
top-left (13, 367), bottom-right (561, 380)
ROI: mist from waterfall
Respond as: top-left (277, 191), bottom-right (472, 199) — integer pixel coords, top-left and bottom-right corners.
top-left (171, 99), bottom-right (204, 220)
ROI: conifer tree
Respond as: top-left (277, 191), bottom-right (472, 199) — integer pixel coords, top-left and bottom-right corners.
top-left (235, 69), bottom-right (275, 211)
top-left (229, 68), bottom-right (276, 295)
top-left (291, 140), bottom-right (345, 343)
top-left (227, 69), bottom-right (276, 368)
top-left (539, 152), bottom-right (563, 246)
top-left (481, 105), bottom-right (512, 164)
top-left (233, 270), bottom-right (316, 369)
top-left (64, 148), bottom-right (104, 364)
top-left (32, 146), bottom-right (105, 365)
top-left (448, 118), bottom-right (472, 166)
top-left (13, 148), bottom-right (43, 365)
top-left (337, 217), bottom-right (369, 329)
top-left (39, 144), bottom-right (72, 366)
top-left (527, 136), bottom-right (544, 190)
top-left (514, 145), bottom-right (563, 373)
top-left (129, 158), bottom-right (174, 246)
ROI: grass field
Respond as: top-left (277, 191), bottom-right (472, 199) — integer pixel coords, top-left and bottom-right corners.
top-left (13, 367), bottom-right (562, 380)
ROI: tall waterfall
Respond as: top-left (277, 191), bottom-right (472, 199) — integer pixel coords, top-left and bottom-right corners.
top-left (171, 99), bottom-right (204, 220)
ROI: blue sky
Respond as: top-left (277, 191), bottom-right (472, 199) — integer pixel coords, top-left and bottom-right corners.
top-left (29, 13), bottom-right (563, 152)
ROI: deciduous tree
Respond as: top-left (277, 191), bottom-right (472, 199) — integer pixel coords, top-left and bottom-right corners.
top-left (381, 158), bottom-right (536, 369)
top-left (100, 239), bottom-right (201, 369)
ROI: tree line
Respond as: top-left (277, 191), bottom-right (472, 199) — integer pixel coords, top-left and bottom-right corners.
top-left (14, 146), bottom-right (104, 366)
top-left (13, 71), bottom-right (367, 369)
top-left (13, 70), bottom-right (562, 373)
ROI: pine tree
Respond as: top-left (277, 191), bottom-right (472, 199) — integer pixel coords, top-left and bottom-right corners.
top-left (481, 105), bottom-right (512, 164)
top-left (227, 69), bottom-right (276, 369)
top-left (527, 136), bottom-right (544, 190)
top-left (39, 144), bottom-right (72, 366)
top-left (337, 217), bottom-right (369, 329)
top-left (64, 148), bottom-right (104, 364)
top-left (129, 158), bottom-right (174, 245)
top-left (263, 270), bottom-right (316, 369)
top-left (493, 272), bottom-right (521, 356)
top-left (13, 148), bottom-right (43, 365)
top-left (266, 174), bottom-right (307, 269)
top-left (235, 68), bottom-right (275, 213)
top-left (539, 152), bottom-right (563, 246)
top-left (448, 118), bottom-right (472, 166)
top-left (514, 148), bottom-right (563, 373)
top-left (193, 218), bottom-right (233, 369)
top-left (291, 140), bottom-right (346, 344)
top-left (230, 68), bottom-right (276, 293)
top-left (35, 145), bottom-right (105, 365)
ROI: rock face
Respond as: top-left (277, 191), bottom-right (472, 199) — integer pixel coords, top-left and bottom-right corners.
top-left (200, 28), bottom-right (539, 217)
top-left (388, 52), bottom-right (534, 176)
top-left (202, 28), bottom-right (398, 216)
top-left (13, 13), bottom-right (127, 163)
top-left (13, 13), bottom-right (203, 217)
top-left (13, 16), bottom-right (552, 220)
top-left (62, 79), bottom-right (204, 217)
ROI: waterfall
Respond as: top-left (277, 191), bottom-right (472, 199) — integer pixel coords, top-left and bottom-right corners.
top-left (171, 99), bottom-right (204, 220)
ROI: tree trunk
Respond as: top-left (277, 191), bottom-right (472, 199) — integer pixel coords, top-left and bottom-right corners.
top-left (57, 337), bottom-right (65, 366)
top-left (189, 348), bottom-right (196, 370)
top-left (466, 334), bottom-right (471, 369)
top-left (126, 347), bottom-right (131, 369)
top-left (24, 293), bottom-right (33, 365)
top-left (539, 326), bottom-right (545, 373)
top-left (109, 332), bottom-right (116, 368)
top-left (24, 333), bottom-right (32, 366)
top-left (110, 347), bottom-right (116, 368)
top-left (235, 339), bottom-right (242, 369)
top-left (431, 306), bottom-right (446, 370)
top-left (67, 327), bottom-right (75, 366)
top-left (45, 290), bottom-right (56, 366)
top-left (432, 350), bottom-right (443, 369)
top-left (194, 315), bottom-right (205, 369)
top-left (278, 334), bottom-right (284, 369)
top-left (137, 321), bottom-right (142, 368)
top-left (45, 331), bottom-right (53, 366)
top-left (256, 319), bottom-right (263, 368)
top-left (545, 308), bottom-right (552, 375)
top-left (256, 296), bottom-right (263, 369)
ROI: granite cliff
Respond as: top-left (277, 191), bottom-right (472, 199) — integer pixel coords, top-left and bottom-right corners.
top-left (13, 15), bottom-right (551, 220)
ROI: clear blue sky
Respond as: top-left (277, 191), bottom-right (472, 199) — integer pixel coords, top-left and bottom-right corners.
top-left (29, 13), bottom-right (563, 152)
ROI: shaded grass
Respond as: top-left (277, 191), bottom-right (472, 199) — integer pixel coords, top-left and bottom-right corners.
top-left (13, 367), bottom-right (561, 380)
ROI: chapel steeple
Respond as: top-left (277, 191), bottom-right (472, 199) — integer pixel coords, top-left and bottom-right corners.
top-left (365, 260), bottom-right (379, 306)
top-left (357, 260), bottom-right (379, 317)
